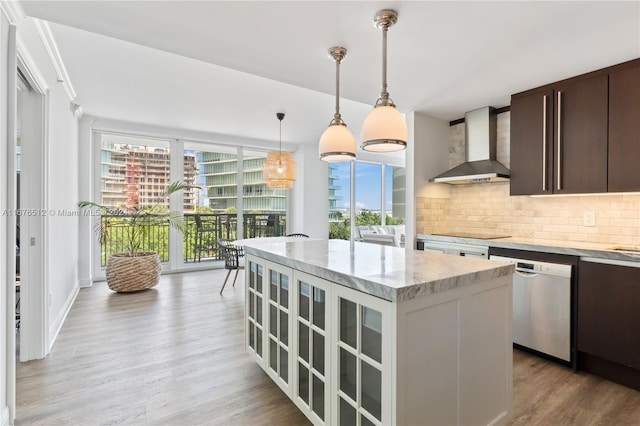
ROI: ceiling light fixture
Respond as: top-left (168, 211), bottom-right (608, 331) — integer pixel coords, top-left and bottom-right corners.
top-left (263, 112), bottom-right (297, 190)
top-left (319, 46), bottom-right (356, 162)
top-left (361, 9), bottom-right (408, 152)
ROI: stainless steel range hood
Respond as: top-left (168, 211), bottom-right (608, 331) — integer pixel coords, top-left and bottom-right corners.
top-left (430, 106), bottom-right (510, 184)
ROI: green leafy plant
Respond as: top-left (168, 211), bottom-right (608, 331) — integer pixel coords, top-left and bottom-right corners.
top-left (79, 181), bottom-right (189, 257)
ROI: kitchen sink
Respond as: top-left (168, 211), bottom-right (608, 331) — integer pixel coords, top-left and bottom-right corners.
top-left (609, 246), bottom-right (640, 253)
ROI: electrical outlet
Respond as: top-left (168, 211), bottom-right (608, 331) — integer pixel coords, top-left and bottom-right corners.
top-left (583, 211), bottom-right (596, 227)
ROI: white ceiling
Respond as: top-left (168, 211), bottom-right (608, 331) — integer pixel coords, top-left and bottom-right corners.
top-left (20, 1), bottom-right (640, 149)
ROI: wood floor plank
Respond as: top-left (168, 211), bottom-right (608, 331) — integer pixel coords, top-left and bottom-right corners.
top-left (15, 270), bottom-right (640, 425)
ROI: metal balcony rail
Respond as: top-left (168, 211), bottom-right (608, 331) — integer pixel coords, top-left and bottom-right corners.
top-left (99, 213), bottom-right (286, 266)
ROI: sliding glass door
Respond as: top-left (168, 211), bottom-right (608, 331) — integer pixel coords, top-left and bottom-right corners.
top-left (95, 133), bottom-right (290, 273)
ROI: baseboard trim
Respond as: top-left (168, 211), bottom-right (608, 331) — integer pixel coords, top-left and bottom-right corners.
top-left (79, 277), bottom-right (92, 288)
top-left (0, 405), bottom-right (10, 426)
top-left (48, 282), bottom-right (80, 353)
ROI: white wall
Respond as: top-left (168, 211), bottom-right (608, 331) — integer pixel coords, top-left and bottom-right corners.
top-left (290, 144), bottom-right (329, 238)
top-left (77, 116), bottom-right (93, 287)
top-left (0, 9), bottom-right (11, 425)
top-left (14, 17), bottom-right (80, 353)
top-left (405, 111), bottom-right (450, 248)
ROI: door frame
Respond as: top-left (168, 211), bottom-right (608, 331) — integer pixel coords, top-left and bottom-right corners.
top-left (16, 38), bottom-right (50, 363)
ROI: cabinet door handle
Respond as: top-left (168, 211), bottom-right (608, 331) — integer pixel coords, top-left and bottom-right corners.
top-left (542, 95), bottom-right (547, 191)
top-left (557, 91), bottom-right (562, 191)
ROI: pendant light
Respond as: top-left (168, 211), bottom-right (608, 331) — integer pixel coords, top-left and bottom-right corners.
top-left (263, 112), bottom-right (297, 190)
top-left (360, 9), bottom-right (408, 152)
top-left (319, 46), bottom-right (356, 162)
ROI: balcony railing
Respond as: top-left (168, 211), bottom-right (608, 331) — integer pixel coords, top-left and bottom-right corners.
top-left (99, 213), bottom-right (286, 267)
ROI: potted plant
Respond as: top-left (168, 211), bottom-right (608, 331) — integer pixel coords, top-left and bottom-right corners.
top-left (79, 181), bottom-right (188, 292)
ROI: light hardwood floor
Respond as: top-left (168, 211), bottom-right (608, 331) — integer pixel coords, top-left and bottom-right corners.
top-left (16, 270), bottom-right (640, 425)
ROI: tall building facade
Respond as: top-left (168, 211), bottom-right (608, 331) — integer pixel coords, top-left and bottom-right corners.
top-left (101, 142), bottom-right (287, 214)
top-left (197, 152), bottom-right (286, 213)
top-left (101, 143), bottom-right (197, 211)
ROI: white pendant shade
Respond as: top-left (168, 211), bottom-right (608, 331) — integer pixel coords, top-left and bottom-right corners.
top-left (360, 105), bottom-right (408, 152)
top-left (319, 123), bottom-right (356, 162)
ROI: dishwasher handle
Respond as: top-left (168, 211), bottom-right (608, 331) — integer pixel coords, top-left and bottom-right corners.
top-left (515, 269), bottom-right (538, 277)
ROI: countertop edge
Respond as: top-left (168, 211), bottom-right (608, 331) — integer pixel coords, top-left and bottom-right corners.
top-left (244, 244), bottom-right (514, 303)
top-left (416, 234), bottom-right (640, 263)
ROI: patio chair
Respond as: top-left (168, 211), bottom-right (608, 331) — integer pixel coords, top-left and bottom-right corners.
top-left (286, 233), bottom-right (309, 237)
top-left (217, 238), bottom-right (244, 294)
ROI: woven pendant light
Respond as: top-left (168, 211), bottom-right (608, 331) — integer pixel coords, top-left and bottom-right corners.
top-left (263, 113), bottom-right (297, 190)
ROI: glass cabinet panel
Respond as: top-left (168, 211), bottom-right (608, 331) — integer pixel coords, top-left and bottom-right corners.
top-left (269, 339), bottom-right (278, 371)
top-left (256, 265), bottom-right (263, 292)
top-left (247, 259), bottom-right (265, 359)
top-left (340, 398), bottom-right (357, 426)
top-left (299, 282), bottom-right (310, 320)
top-left (266, 264), bottom-right (291, 387)
top-left (361, 415), bottom-right (376, 426)
top-left (340, 348), bottom-right (357, 401)
top-left (337, 295), bottom-right (385, 426)
top-left (270, 270), bottom-right (278, 302)
top-left (280, 275), bottom-right (289, 308)
top-left (280, 311), bottom-right (288, 345)
top-left (269, 305), bottom-right (277, 336)
top-left (256, 329), bottom-right (262, 356)
top-left (340, 298), bottom-right (357, 349)
top-left (313, 288), bottom-right (325, 328)
top-left (256, 296), bottom-right (263, 324)
top-left (361, 361), bottom-right (382, 421)
top-left (249, 324), bottom-right (255, 350)
top-left (249, 294), bottom-right (255, 320)
top-left (249, 262), bottom-right (255, 289)
top-left (312, 331), bottom-right (325, 375)
top-left (299, 323), bottom-right (309, 362)
top-left (312, 374), bottom-right (325, 421)
top-left (298, 363), bottom-right (309, 404)
top-left (295, 275), bottom-right (329, 423)
top-left (361, 307), bottom-right (382, 363)
top-left (279, 346), bottom-right (288, 382)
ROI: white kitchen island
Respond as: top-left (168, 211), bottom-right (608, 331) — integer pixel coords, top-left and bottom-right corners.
top-left (241, 238), bottom-right (514, 426)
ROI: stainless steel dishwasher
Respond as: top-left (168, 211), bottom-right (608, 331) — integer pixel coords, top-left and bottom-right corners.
top-left (490, 255), bottom-right (572, 362)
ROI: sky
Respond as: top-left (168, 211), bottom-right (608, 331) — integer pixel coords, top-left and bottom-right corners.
top-left (331, 162), bottom-right (395, 212)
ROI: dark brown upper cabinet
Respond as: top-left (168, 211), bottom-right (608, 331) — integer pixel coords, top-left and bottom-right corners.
top-left (608, 61), bottom-right (640, 192)
top-left (510, 58), bottom-right (639, 196)
top-left (510, 75), bottom-right (608, 195)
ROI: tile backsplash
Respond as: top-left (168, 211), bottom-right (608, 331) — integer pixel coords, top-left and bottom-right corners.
top-left (416, 111), bottom-right (640, 246)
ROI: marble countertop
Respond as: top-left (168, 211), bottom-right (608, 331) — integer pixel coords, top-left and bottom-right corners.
top-left (241, 238), bottom-right (514, 303)
top-left (416, 234), bottom-right (640, 263)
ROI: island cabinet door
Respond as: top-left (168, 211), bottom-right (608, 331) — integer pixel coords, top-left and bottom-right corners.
top-left (331, 285), bottom-right (395, 426)
top-left (245, 255), bottom-right (267, 366)
top-left (291, 271), bottom-right (333, 426)
top-left (265, 261), bottom-right (294, 395)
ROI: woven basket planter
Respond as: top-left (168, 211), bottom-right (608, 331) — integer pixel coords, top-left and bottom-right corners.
top-left (106, 252), bottom-right (161, 293)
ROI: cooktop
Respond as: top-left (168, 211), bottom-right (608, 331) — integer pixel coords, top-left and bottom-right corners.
top-left (431, 232), bottom-right (511, 240)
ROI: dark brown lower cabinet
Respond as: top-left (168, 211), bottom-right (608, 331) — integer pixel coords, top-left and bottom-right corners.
top-left (577, 260), bottom-right (640, 390)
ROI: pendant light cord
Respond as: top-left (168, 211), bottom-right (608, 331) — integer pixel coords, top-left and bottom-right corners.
top-left (334, 58), bottom-right (341, 120)
top-left (277, 112), bottom-right (285, 153)
top-left (279, 119), bottom-right (282, 153)
top-left (380, 25), bottom-right (388, 102)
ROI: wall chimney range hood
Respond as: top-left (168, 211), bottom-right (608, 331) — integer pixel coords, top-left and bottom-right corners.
top-left (431, 106), bottom-right (510, 184)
